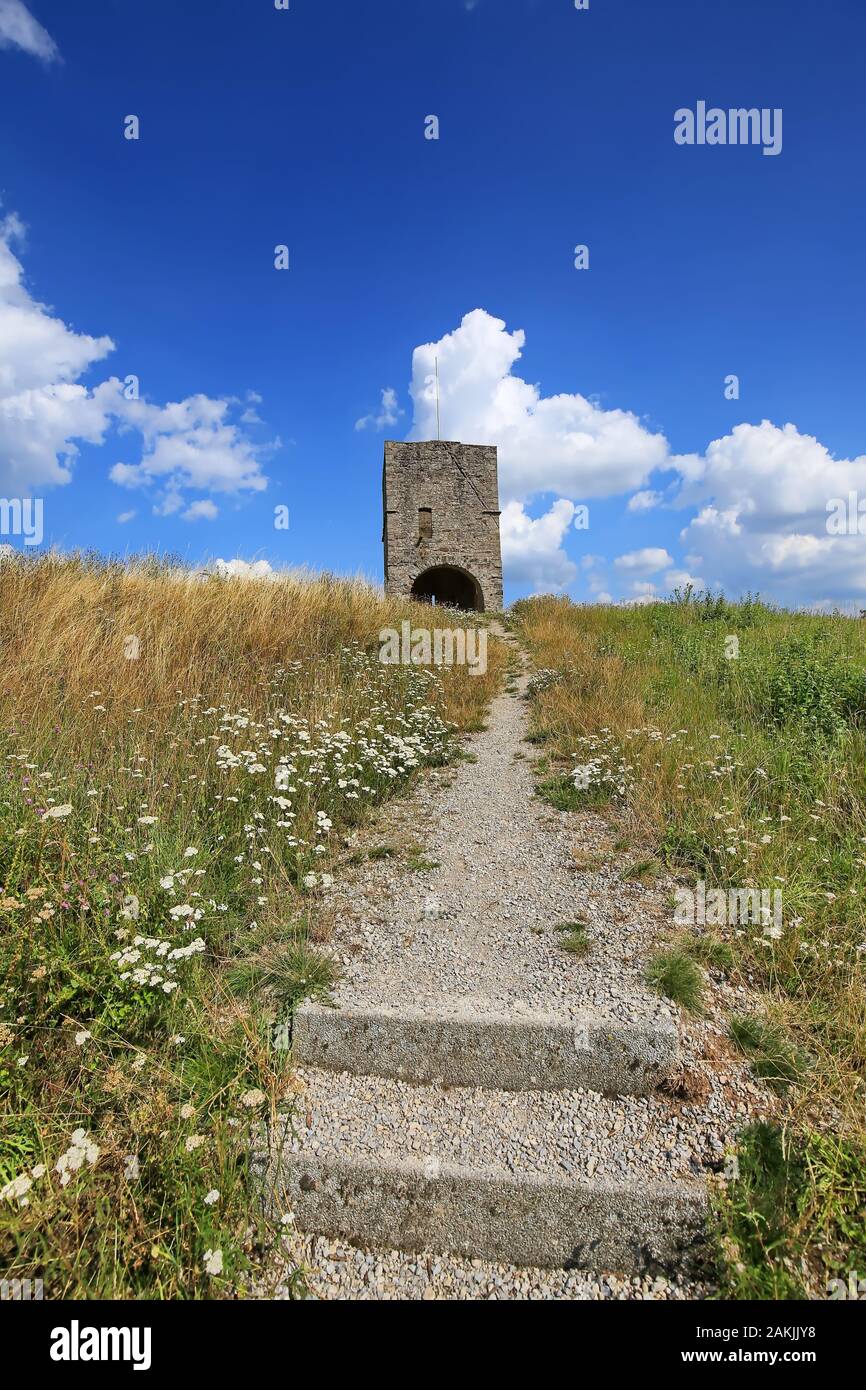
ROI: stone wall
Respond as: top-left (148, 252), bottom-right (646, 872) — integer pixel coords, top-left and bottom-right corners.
top-left (382, 440), bottom-right (503, 611)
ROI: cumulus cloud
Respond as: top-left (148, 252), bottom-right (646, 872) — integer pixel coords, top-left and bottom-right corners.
top-left (0, 0), bottom-right (58, 63)
top-left (404, 310), bottom-right (679, 601)
top-left (614, 547), bottom-right (673, 574)
top-left (0, 214), bottom-right (118, 488)
top-left (674, 420), bottom-right (866, 606)
top-left (404, 311), bottom-right (866, 608)
top-left (111, 394), bottom-right (269, 505)
top-left (116, 510), bottom-right (136, 524)
top-left (355, 387), bottom-right (402, 432)
top-left (0, 212), bottom-right (273, 514)
top-left (500, 499), bottom-right (578, 592)
top-left (407, 309), bottom-right (668, 505)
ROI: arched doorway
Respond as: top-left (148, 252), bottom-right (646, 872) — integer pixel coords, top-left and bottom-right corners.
top-left (410, 565), bottom-right (483, 611)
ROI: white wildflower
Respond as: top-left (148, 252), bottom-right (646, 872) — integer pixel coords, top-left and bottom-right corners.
top-left (0, 1174), bottom-right (32, 1203)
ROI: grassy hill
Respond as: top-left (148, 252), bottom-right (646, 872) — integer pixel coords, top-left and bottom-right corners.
top-left (4, 559), bottom-right (863, 1300)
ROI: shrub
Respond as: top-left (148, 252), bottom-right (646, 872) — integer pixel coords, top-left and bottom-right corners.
top-left (762, 636), bottom-right (866, 739)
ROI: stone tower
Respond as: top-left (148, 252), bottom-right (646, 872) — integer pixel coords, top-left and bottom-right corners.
top-left (382, 440), bottom-right (503, 612)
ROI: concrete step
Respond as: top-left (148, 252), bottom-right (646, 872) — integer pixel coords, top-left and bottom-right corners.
top-left (293, 997), bottom-right (679, 1095)
top-left (257, 1068), bottom-right (707, 1274)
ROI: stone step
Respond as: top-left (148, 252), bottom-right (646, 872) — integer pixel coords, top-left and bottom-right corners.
top-left (293, 997), bottom-right (679, 1095)
top-left (258, 1068), bottom-right (707, 1274)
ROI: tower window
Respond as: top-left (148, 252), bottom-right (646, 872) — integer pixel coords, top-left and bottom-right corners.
top-left (418, 507), bottom-right (433, 540)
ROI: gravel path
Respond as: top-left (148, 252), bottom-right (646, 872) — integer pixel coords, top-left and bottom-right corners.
top-left (320, 631), bottom-right (676, 1029)
top-left (261, 626), bottom-right (772, 1300)
top-left (283, 1064), bottom-right (761, 1183)
top-left (274, 1234), bottom-right (710, 1300)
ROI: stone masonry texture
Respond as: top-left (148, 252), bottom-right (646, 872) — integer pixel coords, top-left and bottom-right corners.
top-left (383, 440), bottom-right (503, 611)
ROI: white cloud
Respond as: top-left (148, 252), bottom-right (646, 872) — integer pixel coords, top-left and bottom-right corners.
top-left (0, 212), bottom-right (273, 513)
top-left (614, 547), bottom-right (672, 574)
top-left (112, 394), bottom-right (269, 504)
top-left (181, 499), bottom-right (218, 522)
top-left (407, 310), bottom-right (668, 505)
top-left (665, 568), bottom-right (705, 591)
top-left (116, 510), bottom-right (136, 524)
top-left (405, 310), bottom-right (675, 598)
top-left (675, 420), bottom-right (860, 528)
top-left (0, 214), bottom-right (118, 489)
top-left (239, 390), bottom-right (263, 425)
top-left (627, 489), bottom-right (663, 512)
top-left (403, 311), bottom-right (866, 608)
top-left (0, 0), bottom-right (58, 63)
top-left (500, 498), bottom-right (578, 592)
top-left (675, 420), bottom-right (866, 605)
top-left (211, 558), bottom-right (275, 580)
top-left (355, 387), bottom-right (402, 432)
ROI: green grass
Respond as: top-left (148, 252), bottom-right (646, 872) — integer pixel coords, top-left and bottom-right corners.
top-left (536, 774), bottom-right (584, 810)
top-left (711, 1123), bottom-right (866, 1299)
top-left (554, 923), bottom-right (591, 957)
top-left (620, 858), bottom-right (658, 883)
top-left (730, 1015), bottom-right (810, 1092)
top-left (683, 932), bottom-right (736, 973)
top-left (645, 949), bottom-right (705, 1012)
top-left (536, 773), bottom-right (613, 811)
top-left (228, 933), bottom-right (337, 1012)
top-left (404, 844), bottom-right (441, 872)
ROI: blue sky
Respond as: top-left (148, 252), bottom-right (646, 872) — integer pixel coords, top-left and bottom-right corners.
top-left (1, 0), bottom-right (865, 607)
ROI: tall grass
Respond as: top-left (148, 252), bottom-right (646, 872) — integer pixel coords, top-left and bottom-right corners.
top-left (0, 553), bottom-right (504, 1298)
top-left (513, 591), bottom-right (866, 1297)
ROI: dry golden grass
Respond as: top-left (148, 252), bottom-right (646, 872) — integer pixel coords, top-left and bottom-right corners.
top-left (0, 554), bottom-right (503, 744)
